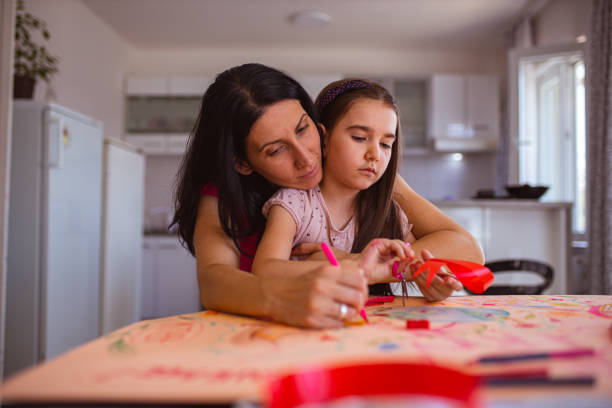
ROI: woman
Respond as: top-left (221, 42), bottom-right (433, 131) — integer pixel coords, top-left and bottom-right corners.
top-left (173, 63), bottom-right (483, 328)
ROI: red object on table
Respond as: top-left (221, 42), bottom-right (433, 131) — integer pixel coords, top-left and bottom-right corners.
top-left (406, 319), bottom-right (430, 329)
top-left (414, 258), bottom-right (494, 294)
top-left (365, 296), bottom-right (394, 306)
top-left (265, 362), bottom-right (481, 408)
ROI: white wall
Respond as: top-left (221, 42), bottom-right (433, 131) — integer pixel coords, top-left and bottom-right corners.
top-left (25, 0), bottom-right (130, 140)
top-left (533, 0), bottom-right (592, 47)
top-left (128, 46), bottom-right (507, 78)
top-left (0, 0), bottom-right (15, 382)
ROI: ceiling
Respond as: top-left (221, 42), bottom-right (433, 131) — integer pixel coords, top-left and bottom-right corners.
top-left (82, 0), bottom-right (531, 50)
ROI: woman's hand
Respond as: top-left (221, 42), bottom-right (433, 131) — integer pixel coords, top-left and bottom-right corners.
top-left (356, 239), bottom-right (415, 284)
top-left (259, 263), bottom-right (368, 328)
top-left (408, 249), bottom-right (463, 302)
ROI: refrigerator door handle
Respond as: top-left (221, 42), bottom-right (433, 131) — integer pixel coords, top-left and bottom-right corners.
top-left (46, 117), bottom-right (64, 168)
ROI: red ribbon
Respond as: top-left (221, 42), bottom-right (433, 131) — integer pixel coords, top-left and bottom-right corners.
top-left (414, 258), bottom-right (494, 294)
top-left (266, 362), bottom-right (481, 408)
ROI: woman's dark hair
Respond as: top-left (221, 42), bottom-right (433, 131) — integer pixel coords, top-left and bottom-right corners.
top-left (316, 79), bottom-right (404, 296)
top-left (172, 63), bottom-right (318, 256)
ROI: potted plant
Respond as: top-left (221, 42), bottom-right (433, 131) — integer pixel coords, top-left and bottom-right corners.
top-left (13, 0), bottom-right (59, 99)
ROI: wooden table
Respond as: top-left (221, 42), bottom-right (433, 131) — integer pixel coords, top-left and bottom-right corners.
top-left (2, 295), bottom-right (612, 407)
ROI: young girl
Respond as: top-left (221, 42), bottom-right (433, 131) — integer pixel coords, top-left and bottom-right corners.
top-left (252, 79), bottom-right (427, 296)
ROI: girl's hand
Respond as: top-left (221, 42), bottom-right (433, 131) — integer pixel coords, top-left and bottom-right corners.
top-left (290, 242), bottom-right (328, 260)
top-left (408, 249), bottom-right (463, 302)
top-left (260, 263), bottom-right (368, 328)
top-left (357, 239), bottom-right (415, 284)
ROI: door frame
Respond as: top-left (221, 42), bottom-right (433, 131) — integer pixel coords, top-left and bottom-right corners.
top-left (0, 0), bottom-right (15, 381)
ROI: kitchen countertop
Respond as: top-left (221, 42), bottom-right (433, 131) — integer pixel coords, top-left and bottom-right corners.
top-left (432, 199), bottom-right (572, 210)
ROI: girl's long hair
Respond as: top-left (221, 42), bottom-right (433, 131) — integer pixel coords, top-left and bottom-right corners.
top-left (172, 63), bottom-right (318, 257)
top-left (316, 79), bottom-right (404, 295)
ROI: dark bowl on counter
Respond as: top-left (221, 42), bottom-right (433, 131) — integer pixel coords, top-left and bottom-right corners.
top-left (505, 184), bottom-right (549, 199)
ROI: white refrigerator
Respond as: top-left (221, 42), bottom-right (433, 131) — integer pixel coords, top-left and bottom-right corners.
top-left (100, 138), bottom-right (145, 335)
top-left (5, 102), bottom-right (103, 377)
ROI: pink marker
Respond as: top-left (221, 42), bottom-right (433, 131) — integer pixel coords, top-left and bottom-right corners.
top-left (320, 242), bottom-right (368, 323)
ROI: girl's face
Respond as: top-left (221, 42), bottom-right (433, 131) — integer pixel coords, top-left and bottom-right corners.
top-left (238, 99), bottom-right (323, 190)
top-left (323, 98), bottom-right (397, 192)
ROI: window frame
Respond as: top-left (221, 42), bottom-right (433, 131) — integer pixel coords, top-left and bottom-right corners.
top-left (508, 43), bottom-right (587, 241)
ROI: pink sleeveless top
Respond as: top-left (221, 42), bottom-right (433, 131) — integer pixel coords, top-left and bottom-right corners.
top-left (201, 184), bottom-right (259, 272)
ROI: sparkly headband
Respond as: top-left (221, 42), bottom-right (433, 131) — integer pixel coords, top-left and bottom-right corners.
top-left (317, 80), bottom-right (374, 111)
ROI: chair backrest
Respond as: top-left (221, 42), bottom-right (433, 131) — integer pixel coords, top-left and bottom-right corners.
top-left (471, 259), bottom-right (554, 295)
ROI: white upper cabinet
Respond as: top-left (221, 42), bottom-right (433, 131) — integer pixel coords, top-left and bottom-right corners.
top-left (167, 76), bottom-right (213, 96)
top-left (126, 76), bottom-right (213, 96)
top-left (124, 75), bottom-right (212, 155)
top-left (429, 74), bottom-right (499, 152)
top-left (126, 76), bottom-right (168, 96)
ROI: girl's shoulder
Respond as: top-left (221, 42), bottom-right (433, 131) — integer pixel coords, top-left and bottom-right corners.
top-left (262, 187), bottom-right (314, 219)
top-left (267, 187), bottom-right (312, 204)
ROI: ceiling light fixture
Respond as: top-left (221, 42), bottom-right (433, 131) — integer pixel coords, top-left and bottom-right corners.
top-left (288, 10), bottom-right (331, 29)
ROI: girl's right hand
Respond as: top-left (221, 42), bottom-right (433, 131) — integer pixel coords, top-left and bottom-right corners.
top-left (260, 263), bottom-right (368, 329)
top-left (357, 239), bottom-right (415, 284)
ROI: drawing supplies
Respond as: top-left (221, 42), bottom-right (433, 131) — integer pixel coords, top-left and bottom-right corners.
top-left (477, 348), bottom-right (595, 364)
top-left (266, 362), bottom-right (480, 408)
top-left (365, 296), bottom-right (394, 306)
top-left (392, 261), bottom-right (408, 306)
top-left (406, 319), bottom-right (429, 329)
top-left (483, 375), bottom-right (595, 387)
top-left (320, 242), bottom-right (339, 267)
top-left (480, 368), bottom-right (548, 380)
top-left (320, 243), bottom-right (368, 323)
top-left (413, 258), bottom-right (494, 293)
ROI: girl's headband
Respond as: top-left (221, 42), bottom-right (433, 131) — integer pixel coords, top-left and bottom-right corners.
top-left (317, 80), bottom-right (374, 111)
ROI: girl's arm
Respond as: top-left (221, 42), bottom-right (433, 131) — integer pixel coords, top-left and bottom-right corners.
top-left (194, 196), bottom-right (367, 327)
top-left (394, 174), bottom-right (484, 263)
top-left (252, 205), bottom-right (326, 277)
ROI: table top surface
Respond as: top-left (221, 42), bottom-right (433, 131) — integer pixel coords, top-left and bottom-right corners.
top-left (2, 295), bottom-right (612, 407)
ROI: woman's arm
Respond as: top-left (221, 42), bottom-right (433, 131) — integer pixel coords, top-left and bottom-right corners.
top-left (394, 175), bottom-right (484, 264)
top-left (194, 196), bottom-right (368, 327)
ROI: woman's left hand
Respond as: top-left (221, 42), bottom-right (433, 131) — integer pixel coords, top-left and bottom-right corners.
top-left (408, 249), bottom-right (463, 302)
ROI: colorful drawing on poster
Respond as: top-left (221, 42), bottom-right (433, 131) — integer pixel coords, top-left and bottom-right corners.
top-left (372, 306), bottom-right (509, 323)
top-left (588, 304), bottom-right (612, 319)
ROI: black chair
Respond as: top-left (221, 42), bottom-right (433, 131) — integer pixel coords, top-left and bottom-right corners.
top-left (470, 259), bottom-right (554, 295)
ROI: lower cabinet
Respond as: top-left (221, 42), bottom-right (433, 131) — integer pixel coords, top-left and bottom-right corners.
top-left (436, 201), bottom-right (572, 295)
top-left (142, 235), bottom-right (201, 319)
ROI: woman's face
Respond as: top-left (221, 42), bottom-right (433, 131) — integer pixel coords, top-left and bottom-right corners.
top-left (239, 99), bottom-right (323, 190)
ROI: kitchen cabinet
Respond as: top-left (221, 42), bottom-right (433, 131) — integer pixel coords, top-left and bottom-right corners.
top-left (126, 76), bottom-right (212, 96)
top-left (368, 77), bottom-right (429, 152)
top-left (429, 74), bottom-right (499, 152)
top-left (124, 76), bottom-right (211, 155)
top-left (435, 200), bottom-right (571, 294)
top-left (125, 133), bottom-right (189, 155)
top-left (141, 235), bottom-right (200, 319)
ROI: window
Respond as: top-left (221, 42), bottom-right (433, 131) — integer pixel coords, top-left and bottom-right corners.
top-left (513, 47), bottom-right (586, 236)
